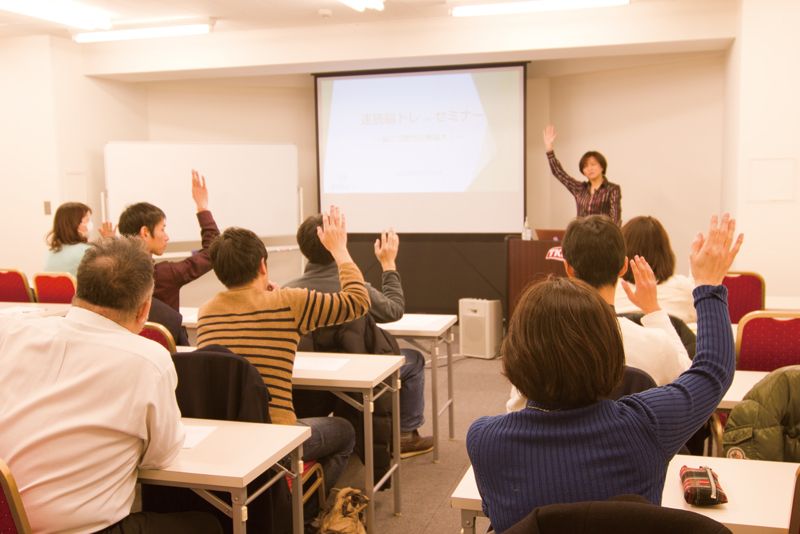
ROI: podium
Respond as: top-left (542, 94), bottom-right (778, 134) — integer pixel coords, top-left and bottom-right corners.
top-left (506, 237), bottom-right (566, 319)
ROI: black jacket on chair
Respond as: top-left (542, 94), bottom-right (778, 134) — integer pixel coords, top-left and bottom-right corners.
top-left (141, 346), bottom-right (291, 534)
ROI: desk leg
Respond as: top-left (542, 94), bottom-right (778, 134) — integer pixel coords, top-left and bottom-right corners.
top-left (363, 388), bottom-right (375, 533)
top-left (446, 331), bottom-right (455, 440)
top-left (392, 370), bottom-right (402, 515)
top-left (291, 445), bottom-right (303, 534)
top-left (460, 509), bottom-right (478, 534)
top-left (231, 488), bottom-right (247, 534)
top-left (430, 339), bottom-right (440, 463)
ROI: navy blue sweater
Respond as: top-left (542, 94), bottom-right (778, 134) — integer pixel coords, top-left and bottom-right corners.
top-left (466, 285), bottom-right (734, 533)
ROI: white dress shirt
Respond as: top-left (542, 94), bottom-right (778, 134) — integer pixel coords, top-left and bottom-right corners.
top-left (614, 274), bottom-right (697, 324)
top-left (0, 306), bottom-right (184, 533)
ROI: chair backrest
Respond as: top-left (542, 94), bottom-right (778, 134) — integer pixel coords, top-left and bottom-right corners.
top-left (0, 270), bottom-right (34, 303)
top-left (604, 366), bottom-right (658, 400)
top-left (504, 494), bottom-right (731, 534)
top-left (736, 311), bottom-right (800, 371)
top-left (722, 271), bottom-right (765, 323)
top-left (0, 458), bottom-right (32, 534)
top-left (139, 322), bottom-right (177, 353)
top-left (32, 272), bottom-right (76, 304)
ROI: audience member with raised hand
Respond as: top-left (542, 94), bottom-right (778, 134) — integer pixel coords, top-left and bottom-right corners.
top-left (468, 214), bottom-right (742, 533)
top-left (287, 221), bottom-right (433, 458)
top-left (44, 201), bottom-right (115, 276)
top-left (543, 124), bottom-right (622, 225)
top-left (196, 206), bottom-right (370, 495)
top-left (1, 237), bottom-right (220, 533)
top-left (615, 215), bottom-right (696, 323)
top-left (507, 214), bottom-right (690, 416)
top-left (118, 169), bottom-right (220, 310)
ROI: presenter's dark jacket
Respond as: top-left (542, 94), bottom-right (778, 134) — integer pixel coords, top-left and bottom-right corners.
top-left (547, 151), bottom-right (622, 226)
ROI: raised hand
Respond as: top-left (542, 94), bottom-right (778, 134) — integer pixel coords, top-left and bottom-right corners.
top-left (621, 255), bottom-right (661, 314)
top-left (99, 221), bottom-right (116, 238)
top-left (690, 214), bottom-right (744, 287)
top-left (317, 206), bottom-right (352, 264)
top-left (374, 229), bottom-right (399, 271)
top-left (543, 125), bottom-right (557, 152)
top-left (191, 169), bottom-right (209, 212)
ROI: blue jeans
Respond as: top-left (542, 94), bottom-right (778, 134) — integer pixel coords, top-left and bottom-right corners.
top-left (399, 348), bottom-right (425, 433)
top-left (297, 416), bottom-right (355, 494)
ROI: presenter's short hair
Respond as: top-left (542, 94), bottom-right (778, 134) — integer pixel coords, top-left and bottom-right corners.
top-left (118, 202), bottom-right (165, 237)
top-left (621, 216), bottom-right (676, 284)
top-left (76, 237), bottom-right (154, 315)
top-left (210, 227), bottom-right (268, 288)
top-left (562, 215), bottom-right (625, 288)
top-left (502, 277), bottom-right (624, 408)
top-left (296, 215), bottom-right (334, 265)
top-left (579, 151), bottom-right (608, 176)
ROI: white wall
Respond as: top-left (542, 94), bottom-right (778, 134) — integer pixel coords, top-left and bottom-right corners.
top-left (144, 77), bottom-right (316, 304)
top-left (726, 0), bottom-right (800, 297)
top-left (0, 35), bottom-right (146, 277)
top-left (0, 36), bottom-right (61, 275)
top-left (543, 53), bottom-right (726, 272)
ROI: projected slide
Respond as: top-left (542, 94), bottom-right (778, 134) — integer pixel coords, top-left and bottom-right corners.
top-left (317, 65), bottom-right (524, 233)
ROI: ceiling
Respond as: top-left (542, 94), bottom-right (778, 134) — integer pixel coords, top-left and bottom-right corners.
top-left (0, 0), bottom-right (456, 39)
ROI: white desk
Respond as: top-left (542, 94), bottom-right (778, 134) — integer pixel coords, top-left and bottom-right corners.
top-left (0, 302), bottom-right (70, 317)
top-left (766, 296), bottom-right (800, 310)
top-left (719, 370), bottom-right (768, 410)
top-left (452, 456), bottom-right (800, 534)
top-left (139, 418), bottom-right (309, 534)
top-left (294, 352), bottom-right (405, 533)
top-left (380, 313), bottom-right (458, 462)
top-left (180, 306), bottom-right (199, 329)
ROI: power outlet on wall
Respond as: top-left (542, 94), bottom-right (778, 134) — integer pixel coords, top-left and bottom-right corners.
top-left (44, 201), bottom-right (51, 215)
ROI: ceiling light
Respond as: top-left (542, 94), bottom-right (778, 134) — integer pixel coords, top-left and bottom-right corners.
top-left (337, 0), bottom-right (385, 12)
top-left (73, 22), bottom-right (212, 43)
top-left (451, 0), bottom-right (629, 17)
top-left (0, 0), bottom-right (112, 30)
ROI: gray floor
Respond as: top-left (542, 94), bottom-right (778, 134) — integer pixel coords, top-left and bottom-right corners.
top-left (335, 348), bottom-right (507, 534)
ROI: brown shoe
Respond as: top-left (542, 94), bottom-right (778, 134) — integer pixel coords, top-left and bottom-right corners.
top-left (400, 430), bottom-right (434, 459)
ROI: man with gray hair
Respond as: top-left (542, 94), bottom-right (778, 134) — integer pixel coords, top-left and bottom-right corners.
top-left (0, 238), bottom-right (219, 533)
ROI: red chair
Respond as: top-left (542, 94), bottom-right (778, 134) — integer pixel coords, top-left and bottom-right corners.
top-left (736, 310), bottom-right (800, 371)
top-left (722, 271), bottom-right (765, 323)
top-left (285, 459), bottom-right (326, 506)
top-left (0, 458), bottom-right (32, 534)
top-left (139, 322), bottom-right (177, 353)
top-left (0, 270), bottom-right (34, 303)
top-left (32, 273), bottom-right (76, 304)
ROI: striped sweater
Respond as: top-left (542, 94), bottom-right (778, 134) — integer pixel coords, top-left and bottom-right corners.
top-left (467, 285), bottom-right (734, 533)
top-left (196, 262), bottom-right (370, 425)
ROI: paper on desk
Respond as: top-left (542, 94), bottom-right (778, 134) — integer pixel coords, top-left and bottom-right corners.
top-left (183, 425), bottom-right (216, 449)
top-left (0, 306), bottom-right (45, 316)
top-left (295, 356), bottom-right (348, 372)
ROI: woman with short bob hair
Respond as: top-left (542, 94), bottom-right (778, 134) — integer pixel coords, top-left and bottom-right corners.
top-left (615, 215), bottom-right (696, 323)
top-left (467, 214), bottom-right (742, 533)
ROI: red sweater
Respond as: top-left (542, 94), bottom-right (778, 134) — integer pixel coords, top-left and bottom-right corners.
top-left (153, 210), bottom-right (220, 310)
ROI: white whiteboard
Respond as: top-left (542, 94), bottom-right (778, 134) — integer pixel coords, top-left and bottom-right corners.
top-left (104, 142), bottom-right (299, 242)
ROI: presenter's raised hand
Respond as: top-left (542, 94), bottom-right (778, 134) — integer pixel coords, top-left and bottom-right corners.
top-left (191, 169), bottom-right (209, 212)
top-left (690, 214), bottom-right (744, 287)
top-left (621, 255), bottom-right (661, 315)
top-left (543, 125), bottom-right (557, 152)
top-left (374, 229), bottom-right (399, 271)
top-left (317, 206), bottom-right (353, 264)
